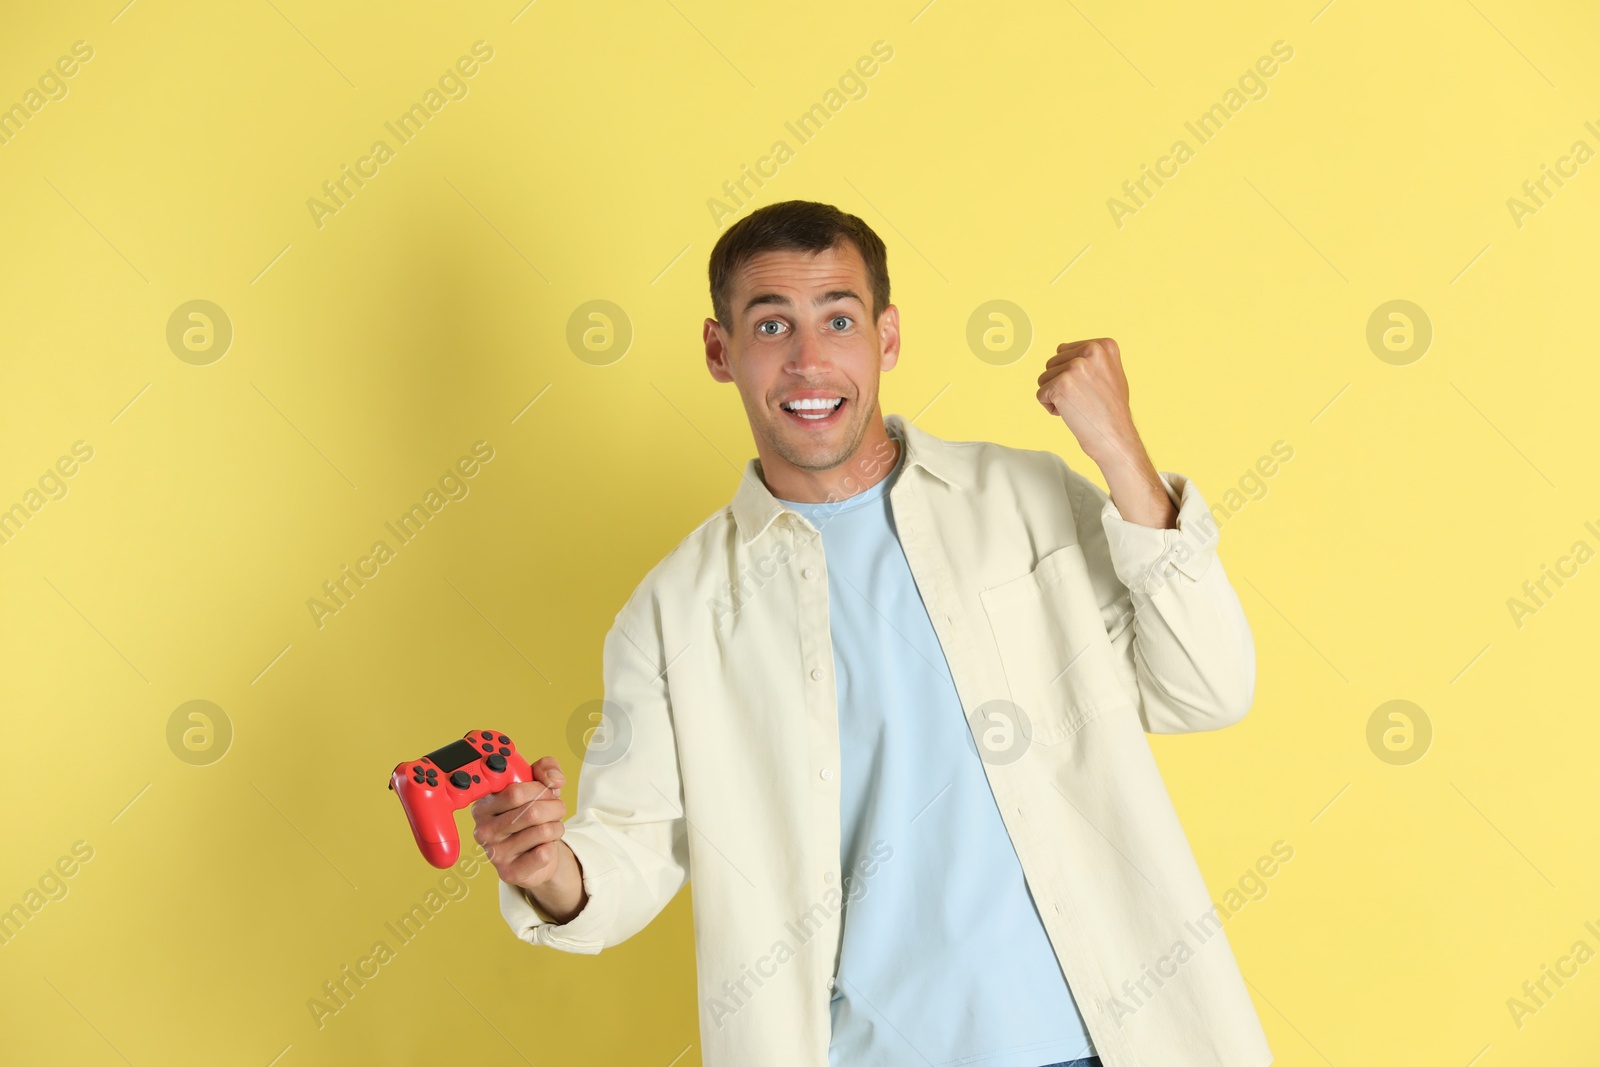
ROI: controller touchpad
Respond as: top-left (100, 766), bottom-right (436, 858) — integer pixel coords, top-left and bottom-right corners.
top-left (425, 738), bottom-right (481, 772)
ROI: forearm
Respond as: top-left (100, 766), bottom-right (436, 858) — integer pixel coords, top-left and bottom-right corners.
top-left (1064, 461), bottom-right (1255, 730)
top-left (524, 840), bottom-right (588, 924)
top-left (1091, 433), bottom-right (1177, 532)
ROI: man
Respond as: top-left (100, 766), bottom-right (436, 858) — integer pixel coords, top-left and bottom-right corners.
top-left (473, 200), bottom-right (1274, 1067)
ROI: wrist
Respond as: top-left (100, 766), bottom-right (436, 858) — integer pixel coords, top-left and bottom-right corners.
top-left (524, 841), bottom-right (586, 923)
top-left (1099, 457), bottom-right (1177, 530)
top-left (1081, 422), bottom-right (1147, 472)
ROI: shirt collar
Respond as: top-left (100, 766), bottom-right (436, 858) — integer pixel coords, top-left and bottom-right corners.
top-left (730, 412), bottom-right (964, 544)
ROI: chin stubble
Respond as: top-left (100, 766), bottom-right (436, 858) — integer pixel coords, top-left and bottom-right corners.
top-left (769, 399), bottom-right (870, 472)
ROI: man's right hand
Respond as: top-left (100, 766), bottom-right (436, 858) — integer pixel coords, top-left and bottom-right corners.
top-left (471, 755), bottom-right (588, 923)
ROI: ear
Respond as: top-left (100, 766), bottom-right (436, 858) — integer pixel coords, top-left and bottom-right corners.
top-left (704, 317), bottom-right (734, 383)
top-left (877, 304), bottom-right (901, 372)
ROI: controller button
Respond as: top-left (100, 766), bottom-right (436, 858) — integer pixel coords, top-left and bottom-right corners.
top-left (486, 753), bottom-right (507, 773)
top-left (498, 746), bottom-right (510, 756)
top-left (472, 775), bottom-right (480, 783)
top-left (450, 771), bottom-right (472, 789)
top-left (498, 735), bottom-right (510, 744)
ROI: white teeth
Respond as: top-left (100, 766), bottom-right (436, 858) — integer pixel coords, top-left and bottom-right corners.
top-left (782, 397), bottom-right (844, 415)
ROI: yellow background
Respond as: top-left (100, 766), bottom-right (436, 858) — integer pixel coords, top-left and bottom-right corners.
top-left (2, 0), bottom-right (1596, 1063)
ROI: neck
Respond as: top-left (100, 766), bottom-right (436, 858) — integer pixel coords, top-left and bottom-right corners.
top-left (760, 414), bottom-right (902, 503)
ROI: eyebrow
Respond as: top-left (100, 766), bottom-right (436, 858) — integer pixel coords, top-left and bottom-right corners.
top-left (741, 288), bottom-right (865, 316)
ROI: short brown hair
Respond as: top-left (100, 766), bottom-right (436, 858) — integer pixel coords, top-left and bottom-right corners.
top-left (707, 200), bottom-right (890, 329)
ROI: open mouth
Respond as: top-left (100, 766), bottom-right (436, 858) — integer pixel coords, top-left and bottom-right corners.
top-left (780, 396), bottom-right (847, 426)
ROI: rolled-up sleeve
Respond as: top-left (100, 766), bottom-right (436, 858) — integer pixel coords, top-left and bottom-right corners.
top-left (1062, 463), bottom-right (1257, 733)
top-left (498, 592), bottom-right (690, 952)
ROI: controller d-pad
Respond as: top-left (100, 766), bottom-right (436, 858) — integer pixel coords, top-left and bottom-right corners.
top-left (450, 771), bottom-right (472, 789)
top-left (485, 753), bottom-right (507, 773)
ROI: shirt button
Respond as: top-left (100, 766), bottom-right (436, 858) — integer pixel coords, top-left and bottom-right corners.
top-left (827, 977), bottom-right (836, 990)
top-left (802, 566), bottom-right (818, 579)
top-left (824, 872), bottom-right (835, 883)
top-left (820, 767), bottom-right (833, 780)
top-left (811, 668), bottom-right (825, 681)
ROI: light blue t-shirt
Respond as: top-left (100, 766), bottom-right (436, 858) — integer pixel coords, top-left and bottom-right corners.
top-left (776, 430), bottom-right (1096, 1067)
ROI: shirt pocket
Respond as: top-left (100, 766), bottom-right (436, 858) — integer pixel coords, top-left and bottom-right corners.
top-left (979, 542), bottom-right (1128, 745)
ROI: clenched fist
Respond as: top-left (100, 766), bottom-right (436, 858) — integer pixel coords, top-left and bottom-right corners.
top-left (471, 755), bottom-right (588, 923)
top-left (1037, 336), bottom-right (1177, 530)
top-left (1035, 337), bottom-right (1139, 467)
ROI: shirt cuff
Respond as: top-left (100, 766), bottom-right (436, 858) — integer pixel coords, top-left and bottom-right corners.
top-left (497, 827), bottom-right (619, 954)
top-left (1098, 471), bottom-right (1220, 596)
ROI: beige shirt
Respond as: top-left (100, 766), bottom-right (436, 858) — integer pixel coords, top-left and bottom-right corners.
top-left (500, 412), bottom-right (1274, 1067)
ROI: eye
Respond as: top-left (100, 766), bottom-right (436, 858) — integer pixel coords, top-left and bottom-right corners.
top-left (829, 314), bottom-right (853, 331)
top-left (757, 320), bottom-right (786, 336)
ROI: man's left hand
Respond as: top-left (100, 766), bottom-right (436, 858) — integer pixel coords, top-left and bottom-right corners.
top-left (1037, 337), bottom-right (1177, 530)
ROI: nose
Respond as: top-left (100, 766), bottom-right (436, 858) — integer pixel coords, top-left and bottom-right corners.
top-left (785, 328), bottom-right (830, 378)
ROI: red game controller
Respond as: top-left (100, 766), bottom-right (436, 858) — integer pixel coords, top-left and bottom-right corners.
top-left (389, 729), bottom-right (534, 868)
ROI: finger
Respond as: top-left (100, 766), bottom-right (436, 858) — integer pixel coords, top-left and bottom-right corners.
top-left (528, 755), bottom-right (567, 789)
top-left (477, 790), bottom-right (564, 839)
top-left (1046, 338), bottom-right (1114, 369)
top-left (472, 777), bottom-right (559, 819)
top-left (1041, 349), bottom-right (1095, 377)
top-left (485, 823), bottom-right (566, 873)
top-left (1044, 347), bottom-right (1088, 372)
top-left (1037, 360), bottom-right (1078, 386)
top-left (1037, 357), bottom-right (1090, 390)
top-left (492, 796), bottom-right (568, 837)
top-left (499, 839), bottom-right (565, 887)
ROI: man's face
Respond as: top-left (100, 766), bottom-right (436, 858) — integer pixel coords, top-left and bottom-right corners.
top-left (704, 242), bottom-right (899, 475)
